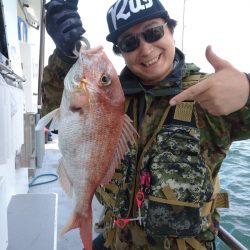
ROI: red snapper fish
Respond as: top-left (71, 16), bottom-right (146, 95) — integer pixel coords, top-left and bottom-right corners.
top-left (36, 45), bottom-right (137, 250)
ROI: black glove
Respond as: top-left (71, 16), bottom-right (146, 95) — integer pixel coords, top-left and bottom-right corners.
top-left (45, 0), bottom-right (85, 62)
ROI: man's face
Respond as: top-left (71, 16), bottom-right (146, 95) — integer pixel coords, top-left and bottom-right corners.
top-left (117, 18), bottom-right (175, 85)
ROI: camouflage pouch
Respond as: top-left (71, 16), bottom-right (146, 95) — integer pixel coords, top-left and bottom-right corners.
top-left (146, 199), bottom-right (201, 239)
top-left (143, 124), bottom-right (213, 241)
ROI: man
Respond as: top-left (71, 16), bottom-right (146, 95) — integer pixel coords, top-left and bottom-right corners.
top-left (42, 0), bottom-right (250, 249)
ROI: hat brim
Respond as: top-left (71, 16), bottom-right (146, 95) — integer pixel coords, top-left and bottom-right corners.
top-left (106, 10), bottom-right (170, 43)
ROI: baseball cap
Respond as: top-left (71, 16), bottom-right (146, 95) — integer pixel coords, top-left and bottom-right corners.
top-left (106, 0), bottom-right (170, 43)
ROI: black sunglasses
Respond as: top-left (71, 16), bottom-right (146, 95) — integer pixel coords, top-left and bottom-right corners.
top-left (116, 23), bottom-right (168, 53)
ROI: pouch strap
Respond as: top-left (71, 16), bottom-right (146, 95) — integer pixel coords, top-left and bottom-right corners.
top-left (182, 73), bottom-right (209, 90)
top-left (97, 210), bottom-right (116, 248)
top-left (185, 238), bottom-right (206, 250)
top-left (176, 239), bottom-right (186, 250)
top-left (112, 172), bottom-right (124, 180)
top-left (201, 192), bottom-right (229, 217)
top-left (95, 172), bottom-right (124, 203)
top-left (104, 183), bottom-right (119, 194)
top-left (176, 238), bottom-right (206, 250)
top-left (149, 185), bottom-right (199, 208)
top-left (215, 192), bottom-right (229, 208)
top-left (96, 186), bottom-right (116, 208)
top-left (201, 175), bottom-right (229, 217)
top-left (132, 105), bottom-right (172, 216)
top-left (104, 228), bottom-right (116, 248)
top-left (148, 195), bottom-right (199, 208)
top-left (150, 181), bottom-right (229, 214)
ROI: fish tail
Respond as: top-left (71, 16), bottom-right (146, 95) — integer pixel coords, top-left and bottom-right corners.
top-left (60, 212), bottom-right (80, 236)
top-left (80, 209), bottom-right (93, 250)
top-left (60, 210), bottom-right (93, 250)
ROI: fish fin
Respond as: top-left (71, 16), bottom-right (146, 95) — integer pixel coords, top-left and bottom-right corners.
top-left (49, 112), bottom-right (60, 131)
top-left (35, 108), bottom-right (60, 131)
top-left (60, 210), bottom-right (93, 250)
top-left (101, 114), bottom-right (138, 184)
top-left (57, 159), bottom-right (73, 197)
top-left (122, 114), bottom-right (138, 145)
top-left (60, 212), bottom-right (80, 236)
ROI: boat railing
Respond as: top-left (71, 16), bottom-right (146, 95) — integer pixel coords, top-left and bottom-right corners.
top-left (0, 61), bottom-right (25, 84)
top-left (218, 226), bottom-right (248, 250)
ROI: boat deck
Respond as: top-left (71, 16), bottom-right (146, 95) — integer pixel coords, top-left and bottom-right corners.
top-left (28, 134), bottom-right (103, 250)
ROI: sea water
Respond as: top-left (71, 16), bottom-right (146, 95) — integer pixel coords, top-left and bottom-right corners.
top-left (216, 139), bottom-right (250, 249)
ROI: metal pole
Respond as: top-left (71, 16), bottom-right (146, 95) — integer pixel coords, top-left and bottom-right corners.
top-left (37, 0), bottom-right (46, 114)
top-left (181, 0), bottom-right (186, 51)
top-left (35, 0), bottom-right (46, 169)
top-left (218, 226), bottom-right (248, 250)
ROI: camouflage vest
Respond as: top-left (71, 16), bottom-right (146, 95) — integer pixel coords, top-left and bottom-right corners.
top-left (95, 73), bottom-right (229, 250)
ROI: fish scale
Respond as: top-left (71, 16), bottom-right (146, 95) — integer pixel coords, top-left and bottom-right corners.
top-left (36, 45), bottom-right (137, 250)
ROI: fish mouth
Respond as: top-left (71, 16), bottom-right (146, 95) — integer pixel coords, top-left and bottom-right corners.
top-left (69, 77), bottom-right (90, 112)
top-left (73, 77), bottom-right (88, 94)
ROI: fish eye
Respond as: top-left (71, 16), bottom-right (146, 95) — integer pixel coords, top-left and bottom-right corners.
top-left (100, 74), bottom-right (112, 86)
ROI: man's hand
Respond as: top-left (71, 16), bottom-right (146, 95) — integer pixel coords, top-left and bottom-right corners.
top-left (170, 45), bottom-right (250, 116)
top-left (45, 0), bottom-right (85, 57)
